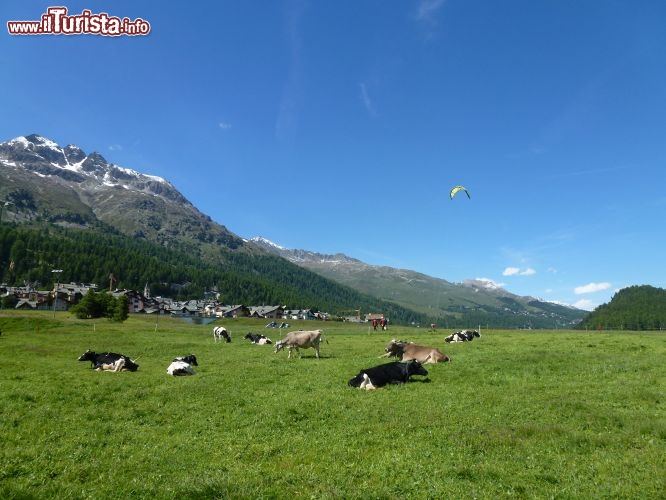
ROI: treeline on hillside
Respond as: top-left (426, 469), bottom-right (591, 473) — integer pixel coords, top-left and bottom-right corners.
top-left (0, 224), bottom-right (428, 325)
top-left (576, 285), bottom-right (666, 331)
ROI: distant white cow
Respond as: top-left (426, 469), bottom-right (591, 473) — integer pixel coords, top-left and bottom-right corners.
top-left (274, 330), bottom-right (324, 359)
top-left (244, 333), bottom-right (272, 345)
top-left (213, 326), bottom-right (231, 343)
top-left (167, 354), bottom-right (198, 376)
top-left (445, 330), bottom-right (481, 343)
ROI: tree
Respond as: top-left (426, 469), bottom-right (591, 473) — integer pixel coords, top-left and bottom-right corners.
top-left (110, 295), bottom-right (129, 322)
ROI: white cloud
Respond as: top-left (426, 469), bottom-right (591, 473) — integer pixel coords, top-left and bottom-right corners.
top-left (108, 144), bottom-right (123, 151)
top-left (218, 122), bottom-right (232, 130)
top-left (573, 299), bottom-right (596, 311)
top-left (503, 267), bottom-right (520, 276)
top-left (502, 266), bottom-right (536, 276)
top-left (359, 82), bottom-right (376, 116)
top-left (574, 282), bottom-right (611, 295)
top-left (416, 0), bottom-right (446, 22)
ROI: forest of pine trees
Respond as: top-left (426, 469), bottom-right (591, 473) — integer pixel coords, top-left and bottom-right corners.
top-left (0, 223), bottom-right (427, 325)
top-left (576, 285), bottom-right (666, 331)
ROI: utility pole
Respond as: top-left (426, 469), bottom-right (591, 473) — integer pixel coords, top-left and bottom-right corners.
top-left (52, 269), bottom-right (63, 318)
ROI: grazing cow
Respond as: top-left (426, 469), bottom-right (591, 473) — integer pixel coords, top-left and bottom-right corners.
top-left (274, 330), bottom-right (323, 359)
top-left (244, 333), bottom-right (272, 345)
top-left (77, 350), bottom-right (139, 372)
top-left (348, 360), bottom-right (429, 390)
top-left (167, 354), bottom-right (198, 376)
top-left (213, 326), bottom-right (231, 343)
top-left (383, 340), bottom-right (450, 364)
top-left (445, 330), bottom-right (481, 343)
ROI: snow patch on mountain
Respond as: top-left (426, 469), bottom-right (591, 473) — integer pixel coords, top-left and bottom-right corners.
top-left (251, 236), bottom-right (285, 250)
top-left (0, 134), bottom-right (185, 203)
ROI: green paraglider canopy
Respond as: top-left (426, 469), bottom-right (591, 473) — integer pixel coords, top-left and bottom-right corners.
top-left (450, 185), bottom-right (470, 200)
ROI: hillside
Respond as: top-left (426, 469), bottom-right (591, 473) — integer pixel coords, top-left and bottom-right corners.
top-left (250, 237), bottom-right (585, 328)
top-left (0, 223), bottom-right (428, 325)
top-left (0, 134), bottom-right (244, 255)
top-left (576, 285), bottom-right (666, 330)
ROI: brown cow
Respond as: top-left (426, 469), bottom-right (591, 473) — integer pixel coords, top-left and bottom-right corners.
top-left (382, 339), bottom-right (450, 364)
top-left (274, 330), bottom-right (323, 359)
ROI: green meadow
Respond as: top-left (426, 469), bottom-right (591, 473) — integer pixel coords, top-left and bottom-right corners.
top-left (0, 312), bottom-right (664, 499)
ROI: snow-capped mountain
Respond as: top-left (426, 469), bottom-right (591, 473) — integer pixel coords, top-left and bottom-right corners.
top-left (0, 134), bottom-right (243, 249)
top-left (250, 236), bottom-right (362, 265)
top-left (0, 134), bottom-right (188, 204)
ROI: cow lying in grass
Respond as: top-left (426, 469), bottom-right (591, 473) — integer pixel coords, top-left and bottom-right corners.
top-left (445, 330), bottom-right (481, 342)
top-left (166, 354), bottom-right (198, 376)
top-left (244, 333), bottom-right (272, 345)
top-left (348, 360), bottom-right (428, 390)
top-left (382, 340), bottom-right (450, 364)
top-left (78, 350), bottom-right (139, 372)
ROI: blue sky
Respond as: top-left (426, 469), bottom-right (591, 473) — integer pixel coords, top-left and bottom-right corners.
top-left (2, 1), bottom-right (665, 310)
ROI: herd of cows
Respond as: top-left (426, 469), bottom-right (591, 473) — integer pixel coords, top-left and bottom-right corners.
top-left (77, 327), bottom-right (481, 390)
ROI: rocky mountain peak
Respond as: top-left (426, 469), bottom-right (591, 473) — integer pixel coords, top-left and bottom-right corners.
top-left (0, 133), bottom-right (244, 250)
top-left (0, 134), bottom-right (189, 204)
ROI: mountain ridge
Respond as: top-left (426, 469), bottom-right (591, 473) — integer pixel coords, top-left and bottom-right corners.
top-left (249, 236), bottom-right (584, 327)
top-left (0, 134), bottom-right (244, 251)
top-left (1, 134), bottom-right (585, 327)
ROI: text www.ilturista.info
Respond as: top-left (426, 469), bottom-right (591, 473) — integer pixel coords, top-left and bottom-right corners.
top-left (7, 7), bottom-right (150, 36)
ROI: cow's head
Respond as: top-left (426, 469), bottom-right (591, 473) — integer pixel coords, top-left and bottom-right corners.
top-left (407, 360), bottom-right (429, 377)
top-left (274, 340), bottom-right (286, 353)
top-left (178, 354), bottom-right (198, 366)
top-left (384, 340), bottom-right (406, 357)
top-left (78, 350), bottom-right (96, 362)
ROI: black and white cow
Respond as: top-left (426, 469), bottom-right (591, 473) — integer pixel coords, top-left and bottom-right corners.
top-left (166, 354), bottom-right (198, 376)
top-left (348, 360), bottom-right (429, 390)
top-left (445, 330), bottom-right (481, 343)
top-left (244, 333), bottom-right (272, 345)
top-left (77, 350), bottom-right (139, 372)
top-left (213, 326), bottom-right (231, 343)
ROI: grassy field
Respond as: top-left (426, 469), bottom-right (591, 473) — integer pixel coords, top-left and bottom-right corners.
top-left (0, 312), bottom-right (664, 499)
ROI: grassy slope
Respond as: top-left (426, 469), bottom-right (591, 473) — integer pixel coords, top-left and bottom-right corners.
top-left (0, 312), bottom-right (664, 499)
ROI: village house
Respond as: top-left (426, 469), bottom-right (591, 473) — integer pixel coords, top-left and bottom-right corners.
top-left (249, 305), bottom-right (284, 319)
top-left (365, 313), bottom-right (385, 323)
